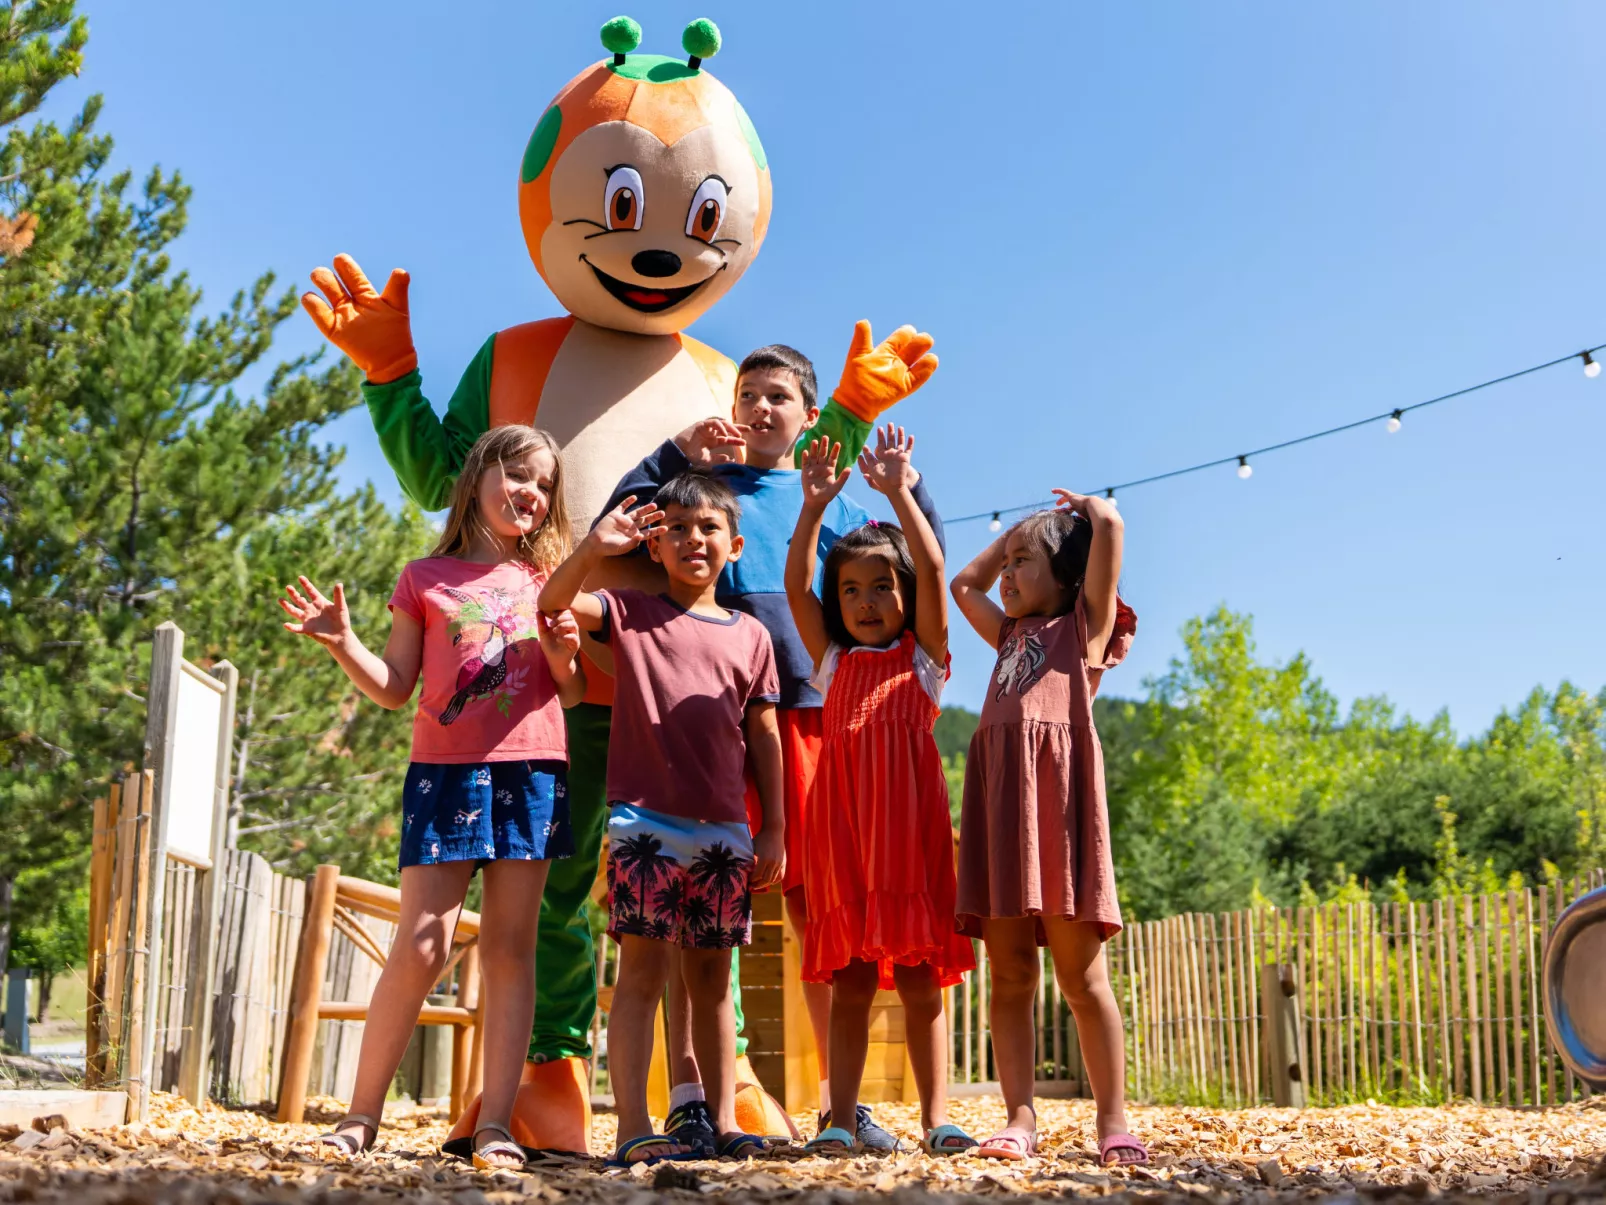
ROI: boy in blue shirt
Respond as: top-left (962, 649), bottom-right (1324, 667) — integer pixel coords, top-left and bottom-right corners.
top-left (601, 344), bottom-right (944, 1152)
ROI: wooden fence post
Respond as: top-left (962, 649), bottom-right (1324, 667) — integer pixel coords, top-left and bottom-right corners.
top-left (1261, 962), bottom-right (1305, 1108)
top-left (277, 864), bottom-right (340, 1123)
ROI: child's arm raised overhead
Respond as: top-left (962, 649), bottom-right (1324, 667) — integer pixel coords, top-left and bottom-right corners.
top-left (280, 576), bottom-right (422, 709)
top-left (537, 495), bottom-right (665, 628)
top-left (857, 423), bottom-right (947, 664)
top-left (784, 436), bottom-right (851, 667)
top-left (1053, 489), bottom-right (1125, 665)
top-left (949, 534), bottom-right (1010, 651)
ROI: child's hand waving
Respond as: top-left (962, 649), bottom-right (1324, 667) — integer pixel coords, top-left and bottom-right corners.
top-left (675, 418), bottom-right (747, 467)
top-left (856, 422), bottom-right (918, 496)
top-left (588, 495), bottom-right (666, 556)
top-left (280, 576), bottom-right (353, 650)
top-left (799, 436), bottom-right (851, 511)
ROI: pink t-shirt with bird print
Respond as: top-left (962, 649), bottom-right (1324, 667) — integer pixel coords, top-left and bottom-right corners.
top-left (389, 557), bottom-right (567, 765)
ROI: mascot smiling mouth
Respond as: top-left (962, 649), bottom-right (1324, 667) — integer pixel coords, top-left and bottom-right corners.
top-left (583, 256), bottom-right (719, 314)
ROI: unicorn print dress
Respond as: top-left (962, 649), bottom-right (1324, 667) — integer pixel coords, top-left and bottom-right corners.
top-left (955, 596), bottom-right (1137, 943)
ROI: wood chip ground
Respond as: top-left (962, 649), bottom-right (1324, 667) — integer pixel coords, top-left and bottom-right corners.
top-left (1, 1091), bottom-right (1603, 1203)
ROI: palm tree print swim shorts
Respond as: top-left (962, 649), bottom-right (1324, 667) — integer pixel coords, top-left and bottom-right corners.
top-left (605, 803), bottom-right (754, 949)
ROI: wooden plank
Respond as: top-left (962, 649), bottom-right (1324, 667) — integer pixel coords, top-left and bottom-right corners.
top-left (85, 790), bottom-right (114, 1088)
top-left (276, 865), bottom-right (339, 1122)
top-left (123, 772), bottom-right (156, 1119)
top-left (1406, 902), bottom-right (1424, 1096)
top-left (0, 1090), bottom-right (128, 1130)
top-left (1505, 888), bottom-right (1523, 1105)
top-left (1184, 913), bottom-right (1205, 1090)
top-left (1249, 909), bottom-right (1263, 1103)
top-left (1538, 886), bottom-right (1554, 1106)
top-left (1378, 903), bottom-right (1394, 1093)
top-left (1447, 893), bottom-right (1464, 1099)
top-left (1363, 904), bottom-right (1378, 1092)
top-left (105, 777), bottom-right (139, 1079)
top-left (1491, 892), bottom-right (1509, 1104)
top-left (1219, 913), bottom-right (1239, 1104)
top-left (1123, 929), bottom-right (1139, 1099)
top-left (1433, 899), bottom-right (1450, 1099)
top-left (977, 939), bottom-right (990, 1083)
top-left (1476, 895), bottom-right (1495, 1104)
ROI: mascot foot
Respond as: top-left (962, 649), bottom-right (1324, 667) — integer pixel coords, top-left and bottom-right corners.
top-left (443, 1057), bottom-right (593, 1159)
top-left (734, 1054), bottom-right (801, 1144)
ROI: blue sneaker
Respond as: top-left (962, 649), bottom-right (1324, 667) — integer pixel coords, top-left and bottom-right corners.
top-left (665, 1099), bottom-right (717, 1158)
top-left (818, 1105), bottom-right (903, 1153)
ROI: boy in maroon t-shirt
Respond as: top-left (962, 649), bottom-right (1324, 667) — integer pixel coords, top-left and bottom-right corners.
top-left (540, 471), bottom-right (784, 1165)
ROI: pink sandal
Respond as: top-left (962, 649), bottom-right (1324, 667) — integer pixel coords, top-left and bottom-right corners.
top-left (1100, 1133), bottom-right (1150, 1166)
top-left (977, 1107), bottom-right (1037, 1161)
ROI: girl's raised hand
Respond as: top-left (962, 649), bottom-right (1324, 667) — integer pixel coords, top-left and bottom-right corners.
top-left (675, 417), bottom-right (747, 467)
top-left (856, 422), bottom-right (917, 496)
top-left (799, 436), bottom-right (851, 510)
top-left (589, 495), bottom-right (666, 556)
top-left (280, 576), bottom-right (353, 649)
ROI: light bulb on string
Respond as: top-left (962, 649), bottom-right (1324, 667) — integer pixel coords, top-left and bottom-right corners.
top-left (988, 513), bottom-right (1002, 533)
top-left (1386, 409), bottom-right (1402, 433)
top-left (1236, 456), bottom-right (1253, 480)
top-left (1584, 351), bottom-right (1601, 379)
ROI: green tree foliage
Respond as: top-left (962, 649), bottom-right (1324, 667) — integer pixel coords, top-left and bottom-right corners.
top-left (0, 1), bottom-right (433, 972)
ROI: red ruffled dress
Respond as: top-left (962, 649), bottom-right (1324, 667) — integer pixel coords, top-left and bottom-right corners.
top-left (802, 631), bottom-right (976, 988)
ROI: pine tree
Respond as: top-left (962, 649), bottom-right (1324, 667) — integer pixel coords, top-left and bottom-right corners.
top-left (0, 0), bottom-right (432, 973)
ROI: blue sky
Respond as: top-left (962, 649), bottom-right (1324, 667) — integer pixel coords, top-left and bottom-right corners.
top-left (54, 1), bottom-right (1606, 729)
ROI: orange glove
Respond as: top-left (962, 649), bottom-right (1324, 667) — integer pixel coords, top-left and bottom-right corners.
top-left (300, 253), bottom-right (418, 384)
top-left (830, 319), bottom-right (938, 422)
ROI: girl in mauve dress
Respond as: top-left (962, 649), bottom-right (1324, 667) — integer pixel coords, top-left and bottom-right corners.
top-left (950, 489), bottom-right (1146, 1167)
top-left (783, 425), bottom-right (977, 1156)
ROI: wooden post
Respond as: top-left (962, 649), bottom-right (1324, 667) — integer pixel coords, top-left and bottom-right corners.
top-left (85, 787), bottom-right (115, 1087)
top-left (123, 772), bottom-right (155, 1120)
top-left (1477, 895), bottom-right (1495, 1103)
top-left (178, 661), bottom-right (237, 1106)
top-left (780, 902), bottom-right (819, 1112)
top-left (277, 864), bottom-right (340, 1123)
top-left (1261, 963), bottom-right (1305, 1107)
top-left (450, 943), bottom-right (481, 1122)
top-left (1536, 887), bottom-right (1553, 1106)
top-left (1433, 899), bottom-right (1451, 1098)
top-left (1406, 903), bottom-right (1425, 1095)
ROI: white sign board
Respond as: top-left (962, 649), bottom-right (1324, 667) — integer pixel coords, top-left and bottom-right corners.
top-left (165, 661), bottom-right (225, 866)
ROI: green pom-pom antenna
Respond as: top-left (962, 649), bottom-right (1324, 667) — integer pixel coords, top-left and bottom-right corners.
top-left (681, 17), bottom-right (720, 69)
top-left (601, 15), bottom-right (642, 65)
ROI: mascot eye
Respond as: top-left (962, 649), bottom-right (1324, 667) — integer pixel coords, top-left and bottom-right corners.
top-left (684, 176), bottom-right (729, 243)
top-left (604, 166), bottom-right (644, 231)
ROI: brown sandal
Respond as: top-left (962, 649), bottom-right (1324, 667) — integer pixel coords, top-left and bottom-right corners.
top-left (472, 1123), bottom-right (527, 1170)
top-left (318, 1113), bottom-right (378, 1156)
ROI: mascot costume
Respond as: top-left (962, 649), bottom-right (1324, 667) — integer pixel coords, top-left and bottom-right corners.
top-left (302, 17), bottom-right (935, 1155)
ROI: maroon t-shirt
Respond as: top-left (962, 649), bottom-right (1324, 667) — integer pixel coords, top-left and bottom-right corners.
top-left (595, 589), bottom-right (780, 825)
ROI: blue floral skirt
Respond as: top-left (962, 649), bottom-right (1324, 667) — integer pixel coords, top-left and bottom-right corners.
top-left (399, 760), bottom-right (573, 870)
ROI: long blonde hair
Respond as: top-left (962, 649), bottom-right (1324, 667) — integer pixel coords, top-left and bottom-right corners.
top-left (430, 426), bottom-right (571, 571)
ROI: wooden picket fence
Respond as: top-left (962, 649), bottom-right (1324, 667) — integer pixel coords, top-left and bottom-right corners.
top-left (948, 870), bottom-right (1605, 1106)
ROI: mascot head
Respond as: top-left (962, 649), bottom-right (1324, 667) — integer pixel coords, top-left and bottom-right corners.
top-left (518, 16), bottom-right (772, 336)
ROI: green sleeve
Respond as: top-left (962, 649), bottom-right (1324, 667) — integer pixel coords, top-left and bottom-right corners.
top-left (360, 334), bottom-right (496, 511)
top-left (793, 397), bottom-right (873, 468)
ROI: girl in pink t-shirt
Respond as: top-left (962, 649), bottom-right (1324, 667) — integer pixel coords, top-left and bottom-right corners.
top-left (278, 426), bottom-right (584, 1171)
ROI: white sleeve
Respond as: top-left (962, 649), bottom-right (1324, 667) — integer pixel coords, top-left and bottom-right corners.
top-left (809, 644), bottom-right (843, 697)
top-left (912, 643), bottom-right (946, 705)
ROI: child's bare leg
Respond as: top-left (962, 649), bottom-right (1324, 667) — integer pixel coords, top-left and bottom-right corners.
top-left (784, 890), bottom-right (833, 1084)
top-left (340, 862), bottom-right (474, 1143)
top-left (824, 959), bottom-right (879, 1137)
top-left (474, 859), bottom-right (550, 1165)
top-left (680, 947), bottom-right (738, 1135)
top-left (980, 918), bottom-right (1042, 1137)
top-left (666, 949), bottom-right (701, 1087)
top-left (608, 936), bottom-right (678, 1152)
top-left (891, 963), bottom-right (947, 1132)
top-left (1043, 918), bottom-right (1129, 1141)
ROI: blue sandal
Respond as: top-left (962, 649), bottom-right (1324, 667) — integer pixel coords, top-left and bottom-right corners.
top-left (717, 1131), bottom-right (766, 1159)
top-left (923, 1124), bottom-right (978, 1155)
top-left (804, 1125), bottom-right (859, 1154)
top-left (608, 1134), bottom-right (690, 1167)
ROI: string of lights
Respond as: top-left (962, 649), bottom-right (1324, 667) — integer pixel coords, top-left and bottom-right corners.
top-left (950, 343), bottom-right (1606, 530)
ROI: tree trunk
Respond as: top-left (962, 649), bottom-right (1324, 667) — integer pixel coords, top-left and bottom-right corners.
top-left (0, 874), bottom-right (13, 982)
top-left (34, 970), bottom-right (53, 1025)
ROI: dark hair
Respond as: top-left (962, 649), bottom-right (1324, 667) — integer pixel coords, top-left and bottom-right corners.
top-left (1007, 509), bottom-right (1094, 616)
top-left (821, 522), bottom-right (917, 649)
top-left (737, 344), bottom-right (818, 411)
top-left (654, 470), bottom-right (742, 536)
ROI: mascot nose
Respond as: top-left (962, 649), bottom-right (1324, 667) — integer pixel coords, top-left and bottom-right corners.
top-left (631, 250), bottom-right (682, 278)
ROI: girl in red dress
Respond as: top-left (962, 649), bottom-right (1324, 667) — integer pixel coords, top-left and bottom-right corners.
top-left (783, 424), bottom-right (977, 1156)
top-left (950, 489), bottom-right (1145, 1166)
